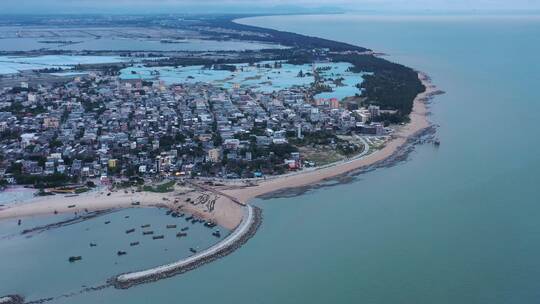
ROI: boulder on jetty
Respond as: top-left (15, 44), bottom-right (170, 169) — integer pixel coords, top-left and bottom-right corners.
top-left (0, 295), bottom-right (24, 304)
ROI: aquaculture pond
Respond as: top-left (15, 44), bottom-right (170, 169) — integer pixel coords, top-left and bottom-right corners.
top-left (120, 61), bottom-right (366, 100)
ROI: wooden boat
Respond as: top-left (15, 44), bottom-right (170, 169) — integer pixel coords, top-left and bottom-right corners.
top-left (69, 256), bottom-right (82, 262)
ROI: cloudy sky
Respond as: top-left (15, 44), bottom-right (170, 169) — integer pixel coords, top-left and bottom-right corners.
top-left (1, 0), bottom-right (539, 14)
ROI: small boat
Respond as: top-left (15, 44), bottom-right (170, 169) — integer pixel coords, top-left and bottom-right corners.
top-left (204, 222), bottom-right (216, 228)
top-left (176, 232), bottom-right (187, 238)
top-left (180, 213), bottom-right (185, 217)
top-left (166, 224), bottom-right (177, 229)
top-left (125, 229), bottom-right (135, 234)
top-left (143, 231), bottom-right (154, 235)
top-left (191, 219), bottom-right (198, 224)
top-left (130, 242), bottom-right (140, 246)
top-left (69, 256), bottom-right (82, 262)
top-left (104, 221), bottom-right (111, 224)
top-left (434, 140), bottom-right (441, 146)
top-left (67, 205), bottom-right (76, 208)
top-left (17, 219), bottom-right (21, 226)
top-left (181, 227), bottom-right (189, 231)
top-left (166, 210), bottom-right (173, 215)
top-left (185, 216), bottom-right (193, 221)
top-left (189, 248), bottom-right (197, 253)
top-left (171, 212), bottom-right (179, 217)
top-left (141, 224), bottom-right (151, 228)
top-left (124, 216), bottom-right (130, 219)
top-left (131, 202), bottom-right (140, 206)
top-left (212, 231), bottom-right (221, 238)
top-left (89, 243), bottom-right (97, 247)
top-left (117, 251), bottom-right (127, 256)
top-left (153, 235), bottom-right (164, 240)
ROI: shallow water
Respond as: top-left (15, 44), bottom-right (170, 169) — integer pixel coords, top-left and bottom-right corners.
top-left (0, 208), bottom-right (228, 301)
top-left (120, 61), bottom-right (364, 98)
top-left (0, 37), bottom-right (285, 52)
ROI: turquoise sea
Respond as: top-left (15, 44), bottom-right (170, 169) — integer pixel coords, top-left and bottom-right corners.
top-left (2, 13), bottom-right (540, 303)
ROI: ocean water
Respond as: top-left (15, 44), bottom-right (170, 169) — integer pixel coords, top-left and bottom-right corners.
top-left (2, 13), bottom-right (540, 303)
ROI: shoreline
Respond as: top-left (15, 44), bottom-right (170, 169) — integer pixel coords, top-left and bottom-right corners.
top-left (0, 71), bottom-right (441, 229)
top-left (219, 71), bottom-right (442, 204)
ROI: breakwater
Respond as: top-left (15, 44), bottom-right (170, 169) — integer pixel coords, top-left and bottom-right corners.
top-left (111, 204), bottom-right (261, 289)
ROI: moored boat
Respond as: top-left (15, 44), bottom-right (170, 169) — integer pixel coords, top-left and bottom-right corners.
top-left (68, 256), bottom-right (82, 262)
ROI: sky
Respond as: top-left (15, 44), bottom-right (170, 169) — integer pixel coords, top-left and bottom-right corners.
top-left (0, 0), bottom-right (539, 14)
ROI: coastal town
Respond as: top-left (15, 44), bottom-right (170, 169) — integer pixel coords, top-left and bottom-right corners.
top-left (0, 64), bottom-right (391, 189)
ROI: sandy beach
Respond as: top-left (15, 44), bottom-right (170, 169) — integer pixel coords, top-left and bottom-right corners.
top-left (0, 72), bottom-right (439, 231)
top-left (221, 71), bottom-right (440, 204)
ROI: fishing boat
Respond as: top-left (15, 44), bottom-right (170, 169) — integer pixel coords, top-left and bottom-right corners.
top-left (68, 256), bottom-right (82, 262)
